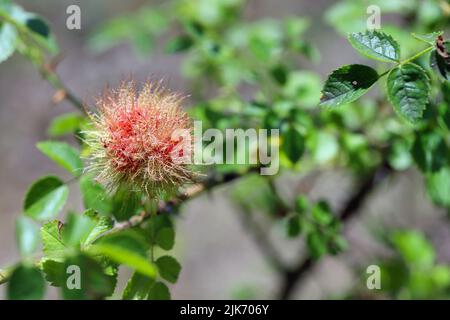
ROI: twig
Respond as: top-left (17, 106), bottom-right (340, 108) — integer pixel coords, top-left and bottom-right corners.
top-left (39, 64), bottom-right (86, 113)
top-left (112, 167), bottom-right (262, 232)
top-left (232, 176), bottom-right (293, 275)
top-left (277, 161), bottom-right (393, 300)
top-left (235, 208), bottom-right (287, 272)
top-left (0, 11), bottom-right (86, 113)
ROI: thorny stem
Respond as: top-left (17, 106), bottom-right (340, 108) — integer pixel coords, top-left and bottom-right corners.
top-left (112, 167), bottom-right (262, 232)
top-left (400, 46), bottom-right (434, 65)
top-left (378, 45), bottom-right (434, 78)
top-left (0, 10), bottom-right (86, 114)
top-left (39, 66), bottom-right (86, 113)
top-left (0, 168), bottom-right (261, 285)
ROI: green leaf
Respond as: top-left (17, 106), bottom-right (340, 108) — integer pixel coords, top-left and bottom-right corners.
top-left (155, 255), bottom-right (181, 284)
top-left (155, 227), bottom-right (175, 251)
top-left (282, 124), bottom-right (304, 164)
top-left (83, 209), bottom-right (114, 246)
top-left (7, 264), bottom-right (45, 300)
top-left (47, 113), bottom-right (84, 137)
top-left (426, 167), bottom-right (450, 208)
top-left (25, 17), bottom-right (49, 38)
top-left (62, 254), bottom-right (116, 300)
top-left (122, 272), bottom-right (155, 300)
top-left (270, 64), bottom-right (288, 85)
top-left (412, 31), bottom-right (442, 45)
top-left (247, 20), bottom-right (283, 62)
top-left (348, 30), bottom-right (400, 62)
top-left (388, 138), bottom-right (413, 171)
top-left (325, 1), bottom-right (366, 35)
top-left (80, 174), bottom-right (112, 215)
top-left (286, 215), bottom-right (301, 238)
top-left (143, 214), bottom-right (173, 244)
top-left (24, 176), bottom-right (68, 221)
top-left (392, 231), bottom-right (435, 268)
top-left (62, 212), bottom-right (96, 248)
top-left (89, 231), bottom-right (157, 278)
top-left (307, 232), bottom-right (327, 259)
top-left (110, 186), bottom-right (141, 221)
top-left (320, 64), bottom-right (378, 108)
top-left (15, 216), bottom-right (39, 258)
top-left (442, 81), bottom-right (450, 105)
top-left (0, 22), bottom-right (17, 63)
top-left (3, 3), bottom-right (58, 54)
top-left (387, 63), bottom-right (430, 124)
top-left (41, 259), bottom-right (64, 287)
top-left (165, 35), bottom-right (193, 53)
top-left (147, 281), bottom-right (170, 300)
top-left (312, 201), bottom-right (333, 226)
top-left (295, 195), bottom-right (309, 214)
top-left (88, 7), bottom-right (168, 55)
top-left (411, 131), bottom-right (448, 173)
top-left (41, 220), bottom-right (67, 261)
top-left (37, 141), bottom-right (83, 176)
top-left (308, 131), bottom-right (339, 164)
top-left (329, 235), bottom-right (348, 255)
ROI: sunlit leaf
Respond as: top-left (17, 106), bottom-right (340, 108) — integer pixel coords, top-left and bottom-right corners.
top-left (24, 176), bottom-right (68, 221)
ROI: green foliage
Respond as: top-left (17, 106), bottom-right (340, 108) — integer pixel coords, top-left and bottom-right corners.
top-left (7, 264), bottom-right (45, 300)
top-left (79, 174), bottom-right (112, 216)
top-left (15, 217), bottom-right (39, 258)
top-left (155, 227), bottom-right (175, 251)
top-left (47, 113), bottom-right (85, 137)
top-left (426, 168), bottom-right (450, 208)
top-left (155, 256), bottom-right (181, 283)
top-left (165, 35), bottom-right (194, 53)
top-left (0, 20), bottom-right (17, 62)
top-left (83, 210), bottom-right (114, 246)
top-left (321, 30), bottom-right (435, 124)
top-left (88, 7), bottom-right (168, 55)
top-left (41, 220), bottom-right (67, 261)
top-left (89, 231), bottom-right (157, 278)
top-left (2, 0), bottom-right (450, 301)
top-left (110, 186), bottom-right (143, 222)
top-left (412, 31), bottom-right (443, 45)
top-left (0, 1), bottom-right (58, 65)
top-left (319, 64), bottom-right (379, 108)
top-left (41, 259), bottom-right (65, 287)
top-left (387, 63), bottom-right (430, 123)
top-left (123, 272), bottom-right (155, 300)
top-left (62, 212), bottom-right (96, 248)
top-left (37, 141), bottom-right (83, 177)
top-left (282, 124), bottom-right (304, 164)
top-left (148, 281), bottom-right (171, 300)
top-left (24, 176), bottom-right (68, 221)
top-left (62, 254), bottom-right (116, 300)
top-left (348, 31), bottom-right (400, 62)
top-left (412, 130), bottom-right (448, 173)
top-left (375, 231), bottom-right (450, 299)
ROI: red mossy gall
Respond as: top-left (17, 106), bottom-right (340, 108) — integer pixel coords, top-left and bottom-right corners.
top-left (84, 80), bottom-right (194, 197)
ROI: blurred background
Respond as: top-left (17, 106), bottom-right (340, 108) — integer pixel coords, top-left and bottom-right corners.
top-left (1, 0), bottom-right (449, 299)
